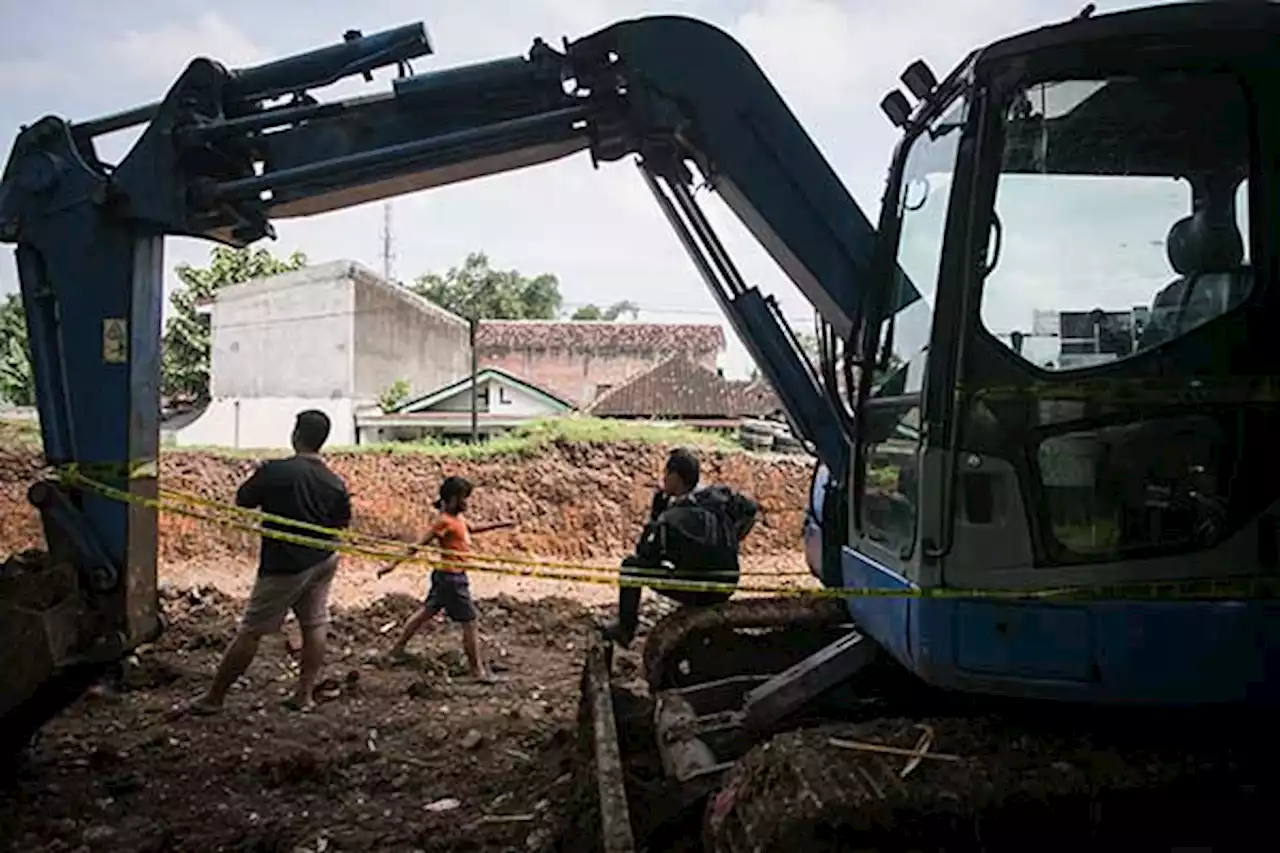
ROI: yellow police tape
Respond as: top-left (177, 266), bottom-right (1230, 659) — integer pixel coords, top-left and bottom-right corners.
top-left (59, 469), bottom-right (807, 595)
top-left (56, 468), bottom-right (1280, 603)
top-left (92, 475), bottom-right (808, 580)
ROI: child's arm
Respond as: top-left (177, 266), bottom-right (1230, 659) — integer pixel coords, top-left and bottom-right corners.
top-left (469, 520), bottom-right (516, 535)
top-left (377, 528), bottom-right (440, 577)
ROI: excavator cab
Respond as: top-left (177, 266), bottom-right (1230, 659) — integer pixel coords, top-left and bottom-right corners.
top-left (838, 6), bottom-right (1279, 704)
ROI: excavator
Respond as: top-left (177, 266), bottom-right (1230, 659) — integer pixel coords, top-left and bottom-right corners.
top-left (2, 0), bottom-right (1278, 849)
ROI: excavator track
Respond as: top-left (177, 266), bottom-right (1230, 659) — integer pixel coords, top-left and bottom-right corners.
top-left (642, 596), bottom-right (850, 692)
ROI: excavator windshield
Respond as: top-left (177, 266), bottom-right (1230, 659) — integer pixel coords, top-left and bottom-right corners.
top-left (982, 75), bottom-right (1251, 368)
top-left (956, 67), bottom-right (1270, 572)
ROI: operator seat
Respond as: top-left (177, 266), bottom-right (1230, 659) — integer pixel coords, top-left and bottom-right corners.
top-left (1137, 210), bottom-right (1249, 351)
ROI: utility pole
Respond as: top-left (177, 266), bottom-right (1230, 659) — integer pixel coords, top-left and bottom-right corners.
top-left (469, 317), bottom-right (479, 444)
top-left (380, 202), bottom-right (395, 281)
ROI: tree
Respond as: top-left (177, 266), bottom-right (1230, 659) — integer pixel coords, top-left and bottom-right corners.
top-left (794, 331), bottom-right (821, 365)
top-left (571, 300), bottom-right (640, 321)
top-left (0, 294), bottom-right (34, 406)
top-left (378, 378), bottom-right (411, 413)
top-left (411, 252), bottom-right (561, 320)
top-left (749, 335), bottom-right (904, 386)
top-left (162, 246), bottom-right (307, 405)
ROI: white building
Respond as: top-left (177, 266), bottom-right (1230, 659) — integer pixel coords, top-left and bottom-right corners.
top-left (173, 261), bottom-right (472, 449)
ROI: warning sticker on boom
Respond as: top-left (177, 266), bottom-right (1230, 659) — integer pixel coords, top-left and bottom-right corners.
top-left (102, 318), bottom-right (127, 364)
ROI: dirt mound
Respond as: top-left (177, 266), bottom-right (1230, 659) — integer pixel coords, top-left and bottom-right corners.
top-left (0, 441), bottom-right (814, 566)
top-left (703, 716), bottom-right (1273, 852)
top-left (0, 445), bottom-right (43, 556)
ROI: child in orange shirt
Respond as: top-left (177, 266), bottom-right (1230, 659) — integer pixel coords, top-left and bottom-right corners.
top-left (378, 476), bottom-right (513, 681)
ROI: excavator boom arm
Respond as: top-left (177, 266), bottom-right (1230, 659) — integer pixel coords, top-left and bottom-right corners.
top-left (0, 15), bottom-right (880, 750)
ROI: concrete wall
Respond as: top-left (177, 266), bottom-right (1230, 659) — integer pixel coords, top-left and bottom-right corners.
top-left (193, 261), bottom-right (473, 449)
top-left (175, 397), bottom-right (359, 449)
top-left (478, 349), bottom-right (718, 407)
top-left (350, 266), bottom-right (471, 399)
top-left (211, 263), bottom-right (355, 399)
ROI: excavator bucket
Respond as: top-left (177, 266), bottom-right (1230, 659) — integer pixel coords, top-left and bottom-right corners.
top-left (573, 637), bottom-right (636, 853)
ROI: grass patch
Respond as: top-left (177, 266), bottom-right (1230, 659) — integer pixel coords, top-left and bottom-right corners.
top-left (158, 417), bottom-right (740, 460)
top-left (7, 416), bottom-right (740, 460)
top-left (336, 417), bottom-right (738, 458)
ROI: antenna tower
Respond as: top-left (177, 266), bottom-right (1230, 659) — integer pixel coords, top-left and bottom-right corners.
top-left (381, 201), bottom-right (396, 282)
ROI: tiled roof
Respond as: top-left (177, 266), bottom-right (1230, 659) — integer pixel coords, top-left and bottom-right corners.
top-left (475, 321), bottom-right (725, 355)
top-left (728, 377), bottom-right (785, 418)
top-left (588, 354), bottom-right (782, 419)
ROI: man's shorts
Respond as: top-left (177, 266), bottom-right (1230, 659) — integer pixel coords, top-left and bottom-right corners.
top-left (239, 553), bottom-right (339, 635)
top-left (424, 570), bottom-right (477, 623)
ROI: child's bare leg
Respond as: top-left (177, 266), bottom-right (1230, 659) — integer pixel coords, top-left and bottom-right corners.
top-left (389, 606), bottom-right (434, 657)
top-left (461, 621), bottom-right (493, 681)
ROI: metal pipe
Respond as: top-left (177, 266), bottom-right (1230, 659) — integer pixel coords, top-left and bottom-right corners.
top-left (184, 97), bottom-right (365, 140)
top-left (636, 163), bottom-right (736, 309)
top-left (74, 23), bottom-right (432, 138)
top-left (73, 103), bottom-right (160, 139)
top-left (227, 23), bottom-right (432, 103)
top-left (469, 318), bottom-right (479, 444)
top-left (667, 178), bottom-right (750, 298)
top-left (214, 106), bottom-right (588, 199)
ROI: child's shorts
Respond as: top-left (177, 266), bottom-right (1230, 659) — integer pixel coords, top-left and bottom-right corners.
top-left (424, 570), bottom-right (477, 623)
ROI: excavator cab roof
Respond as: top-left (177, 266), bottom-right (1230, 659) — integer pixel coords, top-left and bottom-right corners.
top-left (964, 4), bottom-right (1271, 181)
top-left (978, 0), bottom-right (1280, 67)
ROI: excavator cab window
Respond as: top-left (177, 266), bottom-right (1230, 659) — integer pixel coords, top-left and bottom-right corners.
top-left (959, 68), bottom-right (1269, 570)
top-left (981, 75), bottom-right (1252, 371)
top-left (858, 93), bottom-right (966, 560)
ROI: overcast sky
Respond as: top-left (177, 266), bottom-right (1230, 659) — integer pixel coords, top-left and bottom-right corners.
top-left (0, 0), bottom-right (1182, 378)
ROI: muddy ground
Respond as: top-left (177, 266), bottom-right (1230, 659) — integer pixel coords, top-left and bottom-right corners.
top-left (0, 585), bottom-right (672, 853)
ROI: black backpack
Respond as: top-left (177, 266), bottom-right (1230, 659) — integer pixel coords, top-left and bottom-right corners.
top-left (636, 486), bottom-right (759, 577)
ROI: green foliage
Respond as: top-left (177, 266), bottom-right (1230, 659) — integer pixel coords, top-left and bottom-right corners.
top-left (0, 294), bottom-right (34, 406)
top-left (378, 378), bottom-right (412, 413)
top-left (411, 252), bottom-right (561, 320)
top-left (570, 300), bottom-right (640, 321)
top-left (178, 416), bottom-right (736, 459)
top-left (794, 331), bottom-right (821, 364)
top-left (162, 246), bottom-right (307, 404)
top-left (345, 416), bottom-right (734, 458)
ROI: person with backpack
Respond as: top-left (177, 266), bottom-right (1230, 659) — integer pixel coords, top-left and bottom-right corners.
top-left (602, 447), bottom-right (760, 648)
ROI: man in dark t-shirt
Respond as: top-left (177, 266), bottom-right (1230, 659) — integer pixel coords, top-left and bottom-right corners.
top-left (178, 410), bottom-right (352, 715)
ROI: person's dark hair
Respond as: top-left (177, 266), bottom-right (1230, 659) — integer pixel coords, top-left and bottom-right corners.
top-left (435, 475), bottom-right (474, 510)
top-left (293, 409), bottom-right (332, 453)
top-left (666, 447), bottom-right (700, 490)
